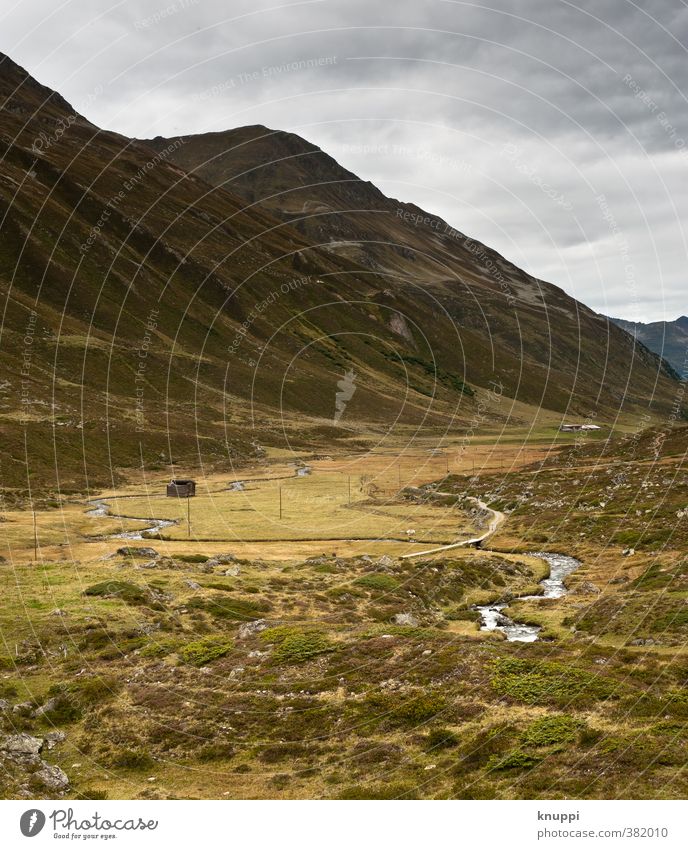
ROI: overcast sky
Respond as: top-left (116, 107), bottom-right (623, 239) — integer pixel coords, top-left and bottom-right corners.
top-left (2, 0), bottom-right (687, 321)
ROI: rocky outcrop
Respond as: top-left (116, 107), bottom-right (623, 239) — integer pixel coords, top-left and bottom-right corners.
top-left (0, 733), bottom-right (69, 797)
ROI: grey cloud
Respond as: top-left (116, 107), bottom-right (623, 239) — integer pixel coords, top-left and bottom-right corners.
top-left (2, 0), bottom-right (686, 319)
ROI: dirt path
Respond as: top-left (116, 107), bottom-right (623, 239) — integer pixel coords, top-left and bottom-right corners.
top-left (400, 495), bottom-right (505, 559)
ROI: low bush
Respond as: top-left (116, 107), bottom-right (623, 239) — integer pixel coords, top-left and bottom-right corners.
top-left (426, 727), bottom-right (460, 750)
top-left (83, 580), bottom-right (148, 605)
top-left (179, 636), bottom-right (234, 666)
top-left (354, 574), bottom-right (400, 592)
top-left (522, 714), bottom-right (582, 747)
top-left (270, 630), bottom-right (335, 665)
top-left (488, 750), bottom-right (542, 771)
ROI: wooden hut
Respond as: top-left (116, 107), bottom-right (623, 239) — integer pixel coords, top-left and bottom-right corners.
top-left (166, 479), bottom-right (196, 498)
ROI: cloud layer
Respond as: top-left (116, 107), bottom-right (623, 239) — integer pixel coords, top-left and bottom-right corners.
top-left (3, 0), bottom-right (687, 320)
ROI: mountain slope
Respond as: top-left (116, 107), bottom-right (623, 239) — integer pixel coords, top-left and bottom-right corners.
top-left (0, 54), bottom-right (681, 496)
top-left (610, 316), bottom-right (688, 378)
top-left (147, 125), bottom-right (679, 410)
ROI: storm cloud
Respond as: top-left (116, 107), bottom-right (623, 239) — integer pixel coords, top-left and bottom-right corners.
top-left (3, 0), bottom-right (687, 320)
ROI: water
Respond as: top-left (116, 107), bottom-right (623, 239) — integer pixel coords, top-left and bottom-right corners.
top-left (475, 552), bottom-right (581, 642)
top-left (86, 500), bottom-right (177, 539)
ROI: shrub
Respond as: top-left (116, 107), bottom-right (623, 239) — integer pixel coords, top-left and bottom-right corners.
top-left (338, 782), bottom-right (419, 799)
top-left (74, 788), bottom-right (109, 800)
top-left (271, 631), bottom-right (335, 665)
top-left (140, 638), bottom-right (182, 658)
top-left (392, 692), bottom-right (447, 725)
top-left (491, 657), bottom-right (618, 706)
top-left (179, 636), bottom-right (234, 666)
top-left (185, 595), bottom-right (268, 621)
top-left (109, 748), bottom-right (154, 771)
top-left (426, 727), bottom-right (460, 750)
top-left (522, 714), bottom-right (582, 747)
top-left (488, 750), bottom-right (542, 771)
top-left (83, 580), bottom-right (147, 605)
top-left (354, 574), bottom-right (400, 592)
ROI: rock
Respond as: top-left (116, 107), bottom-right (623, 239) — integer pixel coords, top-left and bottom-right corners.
top-left (215, 553), bottom-right (237, 563)
top-left (44, 731), bottom-right (66, 750)
top-left (377, 555), bottom-right (394, 568)
top-left (138, 560), bottom-right (158, 570)
top-left (392, 613), bottom-right (419, 627)
top-left (184, 580), bottom-right (201, 590)
top-left (12, 702), bottom-right (33, 717)
top-left (237, 619), bottom-right (267, 640)
top-left (622, 548), bottom-right (636, 557)
top-left (49, 608), bottom-right (66, 616)
top-left (0, 699), bottom-right (10, 712)
top-left (116, 546), bottom-right (159, 558)
top-left (200, 564), bottom-right (215, 574)
top-left (610, 575), bottom-right (629, 584)
top-left (33, 762), bottom-right (69, 793)
top-left (223, 566), bottom-right (240, 577)
top-left (571, 581), bottom-right (601, 595)
top-left (34, 697), bottom-right (60, 718)
top-left (0, 734), bottom-right (43, 758)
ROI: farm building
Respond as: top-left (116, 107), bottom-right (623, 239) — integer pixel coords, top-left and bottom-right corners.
top-left (560, 424), bottom-right (603, 433)
top-left (166, 479), bottom-right (196, 498)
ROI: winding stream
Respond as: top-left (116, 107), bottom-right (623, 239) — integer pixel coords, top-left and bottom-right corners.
top-left (86, 500), bottom-right (177, 540)
top-left (475, 552), bottom-right (581, 642)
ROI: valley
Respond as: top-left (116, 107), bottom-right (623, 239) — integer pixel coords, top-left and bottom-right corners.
top-left (0, 52), bottom-right (686, 804)
top-left (1, 424), bottom-right (686, 800)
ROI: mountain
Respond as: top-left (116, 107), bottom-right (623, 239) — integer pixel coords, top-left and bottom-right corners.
top-left (146, 125), bottom-right (679, 409)
top-left (609, 316), bottom-right (688, 378)
top-left (0, 53), bottom-right (681, 496)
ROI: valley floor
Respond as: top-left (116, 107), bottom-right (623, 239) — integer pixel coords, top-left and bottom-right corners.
top-left (1, 427), bottom-right (686, 800)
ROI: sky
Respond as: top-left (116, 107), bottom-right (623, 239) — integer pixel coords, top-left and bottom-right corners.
top-left (2, 0), bottom-right (687, 322)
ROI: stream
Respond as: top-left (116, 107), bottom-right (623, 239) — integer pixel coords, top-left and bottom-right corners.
top-left (86, 500), bottom-right (177, 540)
top-left (475, 552), bottom-right (581, 642)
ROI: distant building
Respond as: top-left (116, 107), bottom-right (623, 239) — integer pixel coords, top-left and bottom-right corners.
top-left (166, 479), bottom-right (196, 498)
top-left (560, 424), bottom-right (603, 433)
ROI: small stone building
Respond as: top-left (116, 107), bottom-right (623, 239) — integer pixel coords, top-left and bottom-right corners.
top-left (166, 479), bottom-right (196, 498)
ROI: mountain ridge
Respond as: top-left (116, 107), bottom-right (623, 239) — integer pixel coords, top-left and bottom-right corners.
top-left (609, 315), bottom-right (687, 378)
top-left (0, 53), bottom-right (682, 496)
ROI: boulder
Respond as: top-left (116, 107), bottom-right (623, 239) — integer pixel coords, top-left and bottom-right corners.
top-left (33, 763), bottom-right (69, 793)
top-left (223, 566), bottom-right (240, 577)
top-left (34, 697), bottom-right (60, 718)
top-left (44, 731), bottom-right (66, 750)
top-left (215, 553), bottom-right (237, 564)
top-left (392, 612), bottom-right (419, 627)
top-left (238, 619), bottom-right (267, 640)
top-left (116, 546), bottom-right (159, 558)
top-left (0, 734), bottom-right (43, 758)
top-left (571, 581), bottom-right (601, 595)
top-left (184, 580), bottom-right (201, 590)
top-left (0, 699), bottom-right (10, 712)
